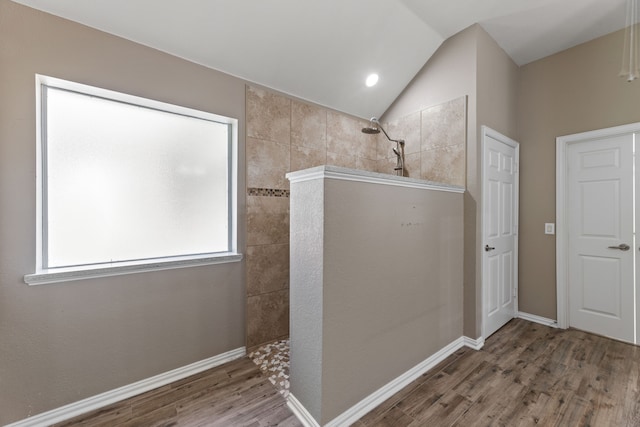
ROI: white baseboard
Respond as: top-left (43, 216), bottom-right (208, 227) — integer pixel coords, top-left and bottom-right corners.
top-left (463, 335), bottom-right (485, 350)
top-left (289, 336), bottom-right (468, 427)
top-left (288, 393), bottom-right (321, 427)
top-left (518, 311), bottom-right (558, 328)
top-left (6, 347), bottom-right (246, 427)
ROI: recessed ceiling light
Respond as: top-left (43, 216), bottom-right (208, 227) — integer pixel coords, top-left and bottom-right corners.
top-left (365, 73), bottom-right (379, 87)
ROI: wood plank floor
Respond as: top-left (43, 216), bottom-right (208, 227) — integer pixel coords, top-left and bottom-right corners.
top-left (356, 319), bottom-right (640, 427)
top-left (55, 319), bottom-right (640, 426)
top-left (52, 357), bottom-right (302, 427)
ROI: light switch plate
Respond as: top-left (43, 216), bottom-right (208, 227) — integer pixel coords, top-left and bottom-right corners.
top-left (545, 223), bottom-right (555, 235)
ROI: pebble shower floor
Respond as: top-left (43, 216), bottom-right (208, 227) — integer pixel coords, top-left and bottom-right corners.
top-left (248, 339), bottom-right (290, 398)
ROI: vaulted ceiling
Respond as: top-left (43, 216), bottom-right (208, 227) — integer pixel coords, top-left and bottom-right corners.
top-left (11, 0), bottom-right (629, 119)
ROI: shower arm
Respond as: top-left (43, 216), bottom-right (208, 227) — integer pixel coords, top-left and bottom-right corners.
top-left (364, 118), bottom-right (405, 176)
top-left (372, 119), bottom-right (405, 146)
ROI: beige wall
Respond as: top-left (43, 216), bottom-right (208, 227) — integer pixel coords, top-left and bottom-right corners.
top-left (474, 27), bottom-right (520, 334)
top-left (517, 28), bottom-right (640, 319)
top-left (323, 180), bottom-right (462, 423)
top-left (0, 2), bottom-right (246, 423)
top-left (383, 26), bottom-right (478, 338)
top-left (289, 169), bottom-right (463, 424)
top-left (382, 25), bottom-right (519, 338)
top-left (476, 27), bottom-right (519, 140)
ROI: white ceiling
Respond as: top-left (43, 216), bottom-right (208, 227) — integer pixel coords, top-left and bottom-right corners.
top-left (11, 0), bottom-right (629, 119)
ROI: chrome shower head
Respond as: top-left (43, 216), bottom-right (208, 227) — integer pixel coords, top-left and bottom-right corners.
top-left (361, 126), bottom-right (380, 134)
top-left (361, 117), bottom-right (381, 134)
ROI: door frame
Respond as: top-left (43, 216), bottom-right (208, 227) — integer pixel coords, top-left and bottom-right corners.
top-left (556, 122), bottom-right (640, 332)
top-left (481, 125), bottom-right (520, 339)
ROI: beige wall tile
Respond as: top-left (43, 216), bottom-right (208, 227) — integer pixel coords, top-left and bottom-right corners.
top-left (327, 111), bottom-right (360, 157)
top-left (356, 118), bottom-right (378, 160)
top-left (327, 151), bottom-right (357, 169)
top-left (421, 144), bottom-right (465, 186)
top-left (247, 290), bottom-right (290, 349)
top-left (246, 244), bottom-right (289, 297)
top-left (421, 97), bottom-right (466, 151)
top-left (376, 157), bottom-right (398, 176)
top-left (246, 137), bottom-right (290, 190)
top-left (403, 152), bottom-right (421, 179)
top-left (247, 195), bottom-right (290, 246)
top-left (356, 157), bottom-right (378, 173)
top-left (327, 111), bottom-right (377, 160)
top-left (291, 144), bottom-right (327, 172)
top-left (246, 86), bottom-right (291, 144)
top-left (376, 134), bottom-right (399, 161)
top-left (387, 111), bottom-right (421, 155)
top-left (291, 100), bottom-right (327, 151)
top-left (373, 128), bottom-right (387, 161)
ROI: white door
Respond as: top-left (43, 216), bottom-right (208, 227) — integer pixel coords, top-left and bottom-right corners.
top-left (482, 127), bottom-right (519, 338)
top-left (567, 135), bottom-right (635, 343)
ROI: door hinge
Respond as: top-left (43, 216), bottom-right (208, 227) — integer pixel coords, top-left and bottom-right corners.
top-left (513, 287), bottom-right (517, 298)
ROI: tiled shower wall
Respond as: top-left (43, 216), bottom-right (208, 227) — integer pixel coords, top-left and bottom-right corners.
top-left (385, 96), bottom-right (466, 186)
top-left (245, 85), bottom-right (466, 349)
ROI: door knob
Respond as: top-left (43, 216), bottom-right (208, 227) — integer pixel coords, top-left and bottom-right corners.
top-left (485, 244), bottom-right (495, 252)
top-left (608, 243), bottom-right (630, 251)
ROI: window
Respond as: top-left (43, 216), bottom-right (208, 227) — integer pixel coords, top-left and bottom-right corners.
top-left (25, 75), bottom-right (240, 285)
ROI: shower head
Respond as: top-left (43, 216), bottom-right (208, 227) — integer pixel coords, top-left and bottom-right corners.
top-left (361, 117), bottom-right (404, 146)
top-left (361, 117), bottom-right (381, 134)
top-left (361, 126), bottom-right (380, 134)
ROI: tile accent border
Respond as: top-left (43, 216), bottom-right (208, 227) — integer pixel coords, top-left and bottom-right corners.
top-left (247, 187), bottom-right (290, 198)
top-left (518, 311), bottom-right (558, 328)
top-left (5, 347), bottom-right (246, 427)
top-left (288, 335), bottom-right (481, 427)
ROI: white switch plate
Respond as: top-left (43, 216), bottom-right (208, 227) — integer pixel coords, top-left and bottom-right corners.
top-left (545, 223), bottom-right (555, 235)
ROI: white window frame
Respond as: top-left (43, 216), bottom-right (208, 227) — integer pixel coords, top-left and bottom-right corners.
top-left (25, 75), bottom-right (241, 285)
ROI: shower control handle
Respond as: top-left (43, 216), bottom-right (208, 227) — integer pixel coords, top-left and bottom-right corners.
top-left (485, 245), bottom-right (495, 252)
top-left (608, 243), bottom-right (630, 251)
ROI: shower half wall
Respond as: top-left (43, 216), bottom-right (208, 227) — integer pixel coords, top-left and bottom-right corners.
top-left (287, 166), bottom-right (464, 425)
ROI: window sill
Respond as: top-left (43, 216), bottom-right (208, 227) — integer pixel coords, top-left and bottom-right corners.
top-left (24, 253), bottom-right (244, 286)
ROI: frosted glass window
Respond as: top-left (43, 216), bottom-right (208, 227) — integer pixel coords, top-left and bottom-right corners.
top-left (42, 84), bottom-right (234, 269)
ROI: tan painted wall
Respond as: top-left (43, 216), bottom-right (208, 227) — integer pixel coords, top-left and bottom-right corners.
top-left (476, 27), bottom-right (519, 140)
top-left (474, 27), bottom-right (520, 335)
top-left (517, 28), bottom-right (640, 319)
top-left (288, 169), bottom-right (463, 424)
top-left (322, 179), bottom-right (463, 423)
top-left (383, 26), bottom-right (478, 337)
top-left (383, 25), bottom-right (518, 338)
top-left (0, 2), bottom-right (246, 423)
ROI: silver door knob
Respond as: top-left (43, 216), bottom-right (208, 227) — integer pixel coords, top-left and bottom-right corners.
top-left (608, 243), bottom-right (630, 251)
top-left (485, 245), bottom-right (495, 252)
